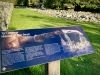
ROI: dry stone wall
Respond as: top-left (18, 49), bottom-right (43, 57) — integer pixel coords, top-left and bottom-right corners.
top-left (29, 8), bottom-right (100, 23)
top-left (0, 1), bottom-right (13, 30)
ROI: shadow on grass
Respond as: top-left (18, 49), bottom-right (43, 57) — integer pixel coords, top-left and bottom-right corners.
top-left (21, 14), bottom-right (42, 18)
top-left (39, 23), bottom-right (58, 28)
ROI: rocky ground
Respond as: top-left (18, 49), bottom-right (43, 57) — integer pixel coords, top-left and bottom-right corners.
top-left (28, 8), bottom-right (100, 23)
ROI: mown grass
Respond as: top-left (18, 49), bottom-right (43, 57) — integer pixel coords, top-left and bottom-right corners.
top-left (1, 8), bottom-right (100, 75)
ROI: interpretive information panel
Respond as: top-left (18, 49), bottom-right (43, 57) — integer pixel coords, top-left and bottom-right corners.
top-left (0, 26), bottom-right (94, 73)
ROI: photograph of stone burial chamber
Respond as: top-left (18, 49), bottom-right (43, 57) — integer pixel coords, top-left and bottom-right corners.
top-left (60, 29), bottom-right (93, 54)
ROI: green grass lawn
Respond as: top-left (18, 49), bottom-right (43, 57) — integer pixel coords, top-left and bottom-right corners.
top-left (1, 8), bottom-right (100, 75)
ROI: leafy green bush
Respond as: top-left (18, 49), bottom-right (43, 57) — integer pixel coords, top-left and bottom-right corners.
top-left (1, 0), bottom-right (100, 12)
top-left (0, 0), bottom-right (17, 4)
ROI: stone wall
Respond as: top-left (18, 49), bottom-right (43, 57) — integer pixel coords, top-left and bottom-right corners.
top-left (0, 1), bottom-right (14, 30)
top-left (29, 8), bottom-right (100, 23)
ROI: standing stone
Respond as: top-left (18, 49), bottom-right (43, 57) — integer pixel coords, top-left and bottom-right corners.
top-left (0, 1), bottom-right (14, 30)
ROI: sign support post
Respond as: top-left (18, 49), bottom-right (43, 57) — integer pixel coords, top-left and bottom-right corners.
top-left (45, 60), bottom-right (60, 75)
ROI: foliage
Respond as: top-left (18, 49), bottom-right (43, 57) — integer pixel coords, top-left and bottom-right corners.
top-left (23, 0), bottom-right (28, 6)
top-left (0, 0), bottom-right (100, 12)
top-left (44, 0), bottom-right (55, 8)
top-left (0, 0), bottom-right (17, 4)
top-left (16, 0), bottom-right (23, 6)
top-left (31, 0), bottom-right (40, 7)
top-left (44, 0), bottom-right (100, 12)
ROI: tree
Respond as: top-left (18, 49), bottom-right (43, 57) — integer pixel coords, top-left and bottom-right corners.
top-left (44, 0), bottom-right (55, 8)
top-left (17, 0), bottom-right (23, 5)
top-left (23, 0), bottom-right (29, 6)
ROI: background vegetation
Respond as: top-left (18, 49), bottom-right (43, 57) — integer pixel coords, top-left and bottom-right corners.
top-left (0, 0), bottom-right (100, 12)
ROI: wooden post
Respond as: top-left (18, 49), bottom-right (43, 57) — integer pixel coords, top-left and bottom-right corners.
top-left (45, 60), bottom-right (60, 75)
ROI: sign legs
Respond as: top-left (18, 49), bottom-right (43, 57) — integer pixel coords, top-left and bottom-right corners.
top-left (45, 60), bottom-right (60, 75)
